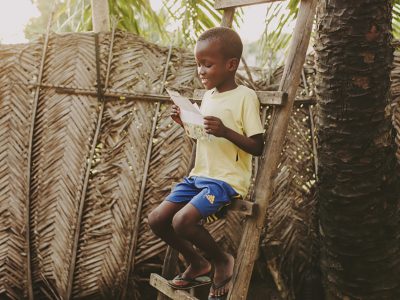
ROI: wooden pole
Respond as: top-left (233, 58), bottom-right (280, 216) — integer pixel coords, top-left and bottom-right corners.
top-left (227, 0), bottom-right (317, 298)
top-left (26, 8), bottom-right (54, 300)
top-left (221, 7), bottom-right (235, 27)
top-left (91, 0), bottom-right (110, 32)
top-left (65, 30), bottom-right (115, 299)
top-left (120, 42), bottom-right (174, 300)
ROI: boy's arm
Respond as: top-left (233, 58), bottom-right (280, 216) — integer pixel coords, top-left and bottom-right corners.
top-left (203, 116), bottom-right (264, 156)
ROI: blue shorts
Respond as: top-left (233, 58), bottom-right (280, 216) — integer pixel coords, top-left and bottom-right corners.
top-left (166, 176), bottom-right (239, 220)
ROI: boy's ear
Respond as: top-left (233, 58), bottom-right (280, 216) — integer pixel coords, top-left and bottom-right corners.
top-left (227, 58), bottom-right (240, 71)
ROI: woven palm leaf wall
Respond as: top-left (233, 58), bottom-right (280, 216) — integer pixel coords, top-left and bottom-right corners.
top-left (0, 39), bottom-right (43, 300)
top-left (0, 31), bottom-right (200, 300)
top-left (3, 32), bottom-right (398, 300)
top-left (391, 45), bottom-right (400, 162)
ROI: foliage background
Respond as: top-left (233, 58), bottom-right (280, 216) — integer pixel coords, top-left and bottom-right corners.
top-left (25, 0), bottom-right (300, 69)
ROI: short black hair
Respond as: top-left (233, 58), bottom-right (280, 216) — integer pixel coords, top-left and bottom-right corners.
top-left (197, 27), bottom-right (243, 60)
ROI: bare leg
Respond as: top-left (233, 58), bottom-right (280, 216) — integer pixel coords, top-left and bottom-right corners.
top-left (172, 204), bottom-right (234, 297)
top-left (148, 201), bottom-right (211, 278)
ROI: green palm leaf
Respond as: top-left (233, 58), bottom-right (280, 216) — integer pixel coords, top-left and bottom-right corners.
top-left (164, 0), bottom-right (226, 44)
top-left (255, 0), bottom-right (298, 69)
top-left (393, 1), bottom-right (400, 39)
top-left (27, 0), bottom-right (241, 46)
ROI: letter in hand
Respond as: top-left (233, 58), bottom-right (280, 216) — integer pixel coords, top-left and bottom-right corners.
top-left (204, 116), bottom-right (227, 137)
top-left (170, 104), bottom-right (183, 126)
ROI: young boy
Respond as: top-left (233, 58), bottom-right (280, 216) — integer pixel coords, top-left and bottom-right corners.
top-left (148, 27), bottom-right (264, 299)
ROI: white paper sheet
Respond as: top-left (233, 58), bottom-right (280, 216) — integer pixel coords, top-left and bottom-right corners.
top-left (166, 89), bottom-right (210, 140)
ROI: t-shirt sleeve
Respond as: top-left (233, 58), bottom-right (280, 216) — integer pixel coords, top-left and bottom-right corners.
top-left (242, 91), bottom-right (264, 137)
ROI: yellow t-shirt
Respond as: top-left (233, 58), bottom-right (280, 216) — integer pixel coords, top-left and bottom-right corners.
top-left (189, 85), bottom-right (264, 197)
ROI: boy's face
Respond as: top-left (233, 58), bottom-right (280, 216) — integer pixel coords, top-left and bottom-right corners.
top-left (195, 39), bottom-right (237, 91)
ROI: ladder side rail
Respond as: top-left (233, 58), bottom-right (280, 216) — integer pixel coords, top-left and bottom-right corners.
top-left (227, 0), bottom-right (318, 299)
top-left (193, 89), bottom-right (287, 105)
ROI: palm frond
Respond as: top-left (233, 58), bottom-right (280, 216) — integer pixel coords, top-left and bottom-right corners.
top-left (164, 0), bottom-right (242, 45)
top-left (393, 2), bottom-right (400, 39)
top-left (0, 41), bottom-right (43, 300)
top-left (251, 0), bottom-right (298, 73)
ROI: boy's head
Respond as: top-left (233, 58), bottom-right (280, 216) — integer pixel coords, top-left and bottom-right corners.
top-left (195, 27), bottom-right (243, 91)
top-left (197, 27), bottom-right (243, 60)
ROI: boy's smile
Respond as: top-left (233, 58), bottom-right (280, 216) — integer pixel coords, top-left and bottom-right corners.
top-left (194, 39), bottom-right (238, 93)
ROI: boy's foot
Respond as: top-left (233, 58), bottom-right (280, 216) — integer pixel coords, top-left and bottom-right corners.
top-left (208, 253), bottom-right (234, 299)
top-left (182, 257), bottom-right (212, 279)
top-left (168, 273), bottom-right (211, 290)
top-left (168, 258), bottom-right (212, 289)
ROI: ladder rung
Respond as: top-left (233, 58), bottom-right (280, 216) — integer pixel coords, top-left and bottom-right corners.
top-left (150, 273), bottom-right (198, 300)
top-left (193, 89), bottom-right (287, 106)
top-left (230, 198), bottom-right (257, 216)
top-left (215, 0), bottom-right (285, 10)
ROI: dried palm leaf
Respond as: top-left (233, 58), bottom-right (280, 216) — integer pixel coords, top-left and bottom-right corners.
top-left (29, 33), bottom-right (99, 299)
top-left (390, 46), bottom-right (400, 163)
top-left (0, 41), bottom-right (42, 300)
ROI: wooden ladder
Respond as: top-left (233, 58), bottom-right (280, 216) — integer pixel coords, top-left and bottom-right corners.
top-left (150, 0), bottom-right (317, 299)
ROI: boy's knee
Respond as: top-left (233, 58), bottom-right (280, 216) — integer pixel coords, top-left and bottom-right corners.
top-left (172, 212), bottom-right (192, 237)
top-left (148, 209), bottom-right (164, 234)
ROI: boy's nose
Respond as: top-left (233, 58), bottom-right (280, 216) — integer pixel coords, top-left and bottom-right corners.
top-left (198, 66), bottom-right (206, 75)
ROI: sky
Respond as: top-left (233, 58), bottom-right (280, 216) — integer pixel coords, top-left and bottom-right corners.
top-left (0, 0), bottom-right (291, 44)
top-left (0, 0), bottom-right (40, 43)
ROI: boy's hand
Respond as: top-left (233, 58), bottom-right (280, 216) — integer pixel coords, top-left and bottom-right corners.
top-left (170, 104), bottom-right (183, 126)
top-left (204, 116), bottom-right (227, 137)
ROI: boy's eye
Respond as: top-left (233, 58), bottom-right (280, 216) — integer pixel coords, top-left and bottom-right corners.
top-left (196, 62), bottom-right (212, 68)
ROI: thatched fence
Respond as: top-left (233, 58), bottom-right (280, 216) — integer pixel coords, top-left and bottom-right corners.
top-left (0, 29), bottom-right (398, 300)
top-left (391, 44), bottom-right (400, 161)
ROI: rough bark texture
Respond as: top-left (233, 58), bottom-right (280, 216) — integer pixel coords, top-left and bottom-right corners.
top-left (315, 1), bottom-right (400, 299)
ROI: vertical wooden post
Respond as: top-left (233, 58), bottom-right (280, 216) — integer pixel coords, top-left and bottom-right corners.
top-left (91, 0), bottom-right (110, 32)
top-left (221, 7), bottom-right (235, 27)
top-left (121, 42), bottom-right (174, 300)
top-left (65, 30), bottom-right (115, 299)
top-left (26, 9), bottom-right (54, 300)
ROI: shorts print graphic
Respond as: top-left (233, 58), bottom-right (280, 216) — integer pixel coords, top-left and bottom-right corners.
top-left (205, 194), bottom-right (215, 204)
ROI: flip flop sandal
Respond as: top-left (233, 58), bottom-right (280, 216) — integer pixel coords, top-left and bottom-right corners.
top-left (208, 276), bottom-right (232, 300)
top-left (168, 273), bottom-right (211, 290)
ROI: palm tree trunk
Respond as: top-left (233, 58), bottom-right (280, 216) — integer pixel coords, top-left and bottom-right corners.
top-left (315, 0), bottom-right (400, 299)
top-left (91, 0), bottom-right (110, 32)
